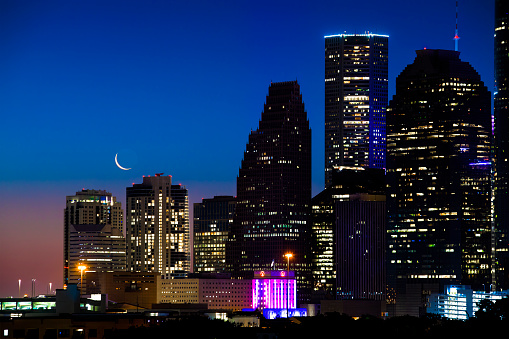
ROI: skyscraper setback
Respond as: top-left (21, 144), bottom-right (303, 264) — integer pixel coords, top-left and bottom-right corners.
top-left (227, 81), bottom-right (312, 301)
top-left (324, 33), bottom-right (388, 186)
top-left (126, 174), bottom-right (190, 279)
top-left (387, 49), bottom-right (491, 316)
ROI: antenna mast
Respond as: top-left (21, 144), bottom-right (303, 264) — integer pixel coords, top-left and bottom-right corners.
top-left (453, 0), bottom-right (460, 51)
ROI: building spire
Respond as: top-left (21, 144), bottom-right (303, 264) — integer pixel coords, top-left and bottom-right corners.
top-left (454, 0), bottom-right (460, 51)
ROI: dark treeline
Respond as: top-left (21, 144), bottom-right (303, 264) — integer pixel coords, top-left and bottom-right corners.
top-left (104, 304), bottom-right (509, 339)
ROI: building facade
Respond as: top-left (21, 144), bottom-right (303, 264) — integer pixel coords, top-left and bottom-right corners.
top-left (427, 285), bottom-right (509, 320)
top-left (494, 0), bottom-right (509, 290)
top-left (193, 196), bottom-right (236, 273)
top-left (324, 33), bottom-right (388, 186)
top-left (252, 270), bottom-right (296, 310)
top-left (68, 224), bottom-right (126, 292)
top-left (311, 168), bottom-right (386, 301)
top-left (159, 274), bottom-right (252, 311)
top-left (227, 81), bottom-right (312, 303)
top-left (387, 49), bottom-right (492, 316)
top-left (64, 189), bottom-right (124, 287)
top-left (126, 174), bottom-right (190, 279)
top-left (86, 272), bottom-right (161, 309)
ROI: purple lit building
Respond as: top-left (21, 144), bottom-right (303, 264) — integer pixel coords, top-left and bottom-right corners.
top-left (251, 270), bottom-right (307, 319)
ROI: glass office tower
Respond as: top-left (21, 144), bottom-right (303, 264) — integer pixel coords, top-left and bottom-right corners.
top-left (227, 81), bottom-right (312, 302)
top-left (387, 49), bottom-right (491, 316)
top-left (324, 33), bottom-right (388, 186)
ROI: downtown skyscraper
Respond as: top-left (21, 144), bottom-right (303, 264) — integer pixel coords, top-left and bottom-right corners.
top-left (387, 49), bottom-right (492, 316)
top-left (194, 195), bottom-right (236, 273)
top-left (311, 168), bottom-right (386, 301)
top-left (227, 81), bottom-right (312, 301)
top-left (324, 33), bottom-right (388, 186)
top-left (126, 174), bottom-right (190, 279)
top-left (63, 189), bottom-right (125, 287)
top-left (494, 0), bottom-right (509, 290)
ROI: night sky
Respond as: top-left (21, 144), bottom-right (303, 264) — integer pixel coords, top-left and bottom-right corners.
top-left (0, 0), bottom-right (494, 297)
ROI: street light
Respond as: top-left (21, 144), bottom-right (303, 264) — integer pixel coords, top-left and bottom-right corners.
top-left (78, 265), bottom-right (87, 295)
top-left (284, 253), bottom-right (293, 271)
top-left (284, 253), bottom-right (293, 317)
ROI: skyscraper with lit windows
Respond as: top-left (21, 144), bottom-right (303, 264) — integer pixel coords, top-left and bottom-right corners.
top-left (193, 196), bottom-right (236, 273)
top-left (387, 49), bottom-right (491, 316)
top-left (227, 81), bottom-right (312, 302)
top-left (324, 33), bottom-right (388, 186)
top-left (126, 174), bottom-right (190, 279)
top-left (494, 0), bottom-right (509, 290)
top-left (64, 189), bottom-right (125, 287)
top-left (311, 167), bottom-right (386, 301)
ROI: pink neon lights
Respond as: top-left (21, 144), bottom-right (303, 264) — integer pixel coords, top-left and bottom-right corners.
top-left (252, 273), bottom-right (296, 310)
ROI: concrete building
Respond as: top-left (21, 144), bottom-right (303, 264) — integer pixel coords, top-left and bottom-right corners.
top-left (64, 189), bottom-right (124, 288)
top-left (69, 224), bottom-right (126, 294)
top-left (126, 174), bottom-right (190, 279)
top-left (159, 274), bottom-right (252, 311)
top-left (86, 272), bottom-right (162, 309)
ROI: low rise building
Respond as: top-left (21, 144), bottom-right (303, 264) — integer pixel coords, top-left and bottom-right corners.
top-left (159, 274), bottom-right (252, 311)
top-left (86, 272), bottom-right (161, 309)
top-left (427, 285), bottom-right (509, 320)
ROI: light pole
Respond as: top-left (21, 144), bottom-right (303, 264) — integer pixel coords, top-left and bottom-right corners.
top-left (284, 253), bottom-right (293, 318)
top-left (285, 253), bottom-right (293, 272)
top-left (78, 265), bottom-right (87, 295)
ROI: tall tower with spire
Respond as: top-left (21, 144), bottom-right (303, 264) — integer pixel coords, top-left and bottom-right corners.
top-left (387, 49), bottom-right (492, 316)
top-left (453, 0), bottom-right (460, 51)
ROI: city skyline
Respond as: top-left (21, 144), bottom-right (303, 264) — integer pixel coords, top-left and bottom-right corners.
top-left (0, 0), bottom-right (495, 297)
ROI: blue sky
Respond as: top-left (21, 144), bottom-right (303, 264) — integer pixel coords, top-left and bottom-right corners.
top-left (0, 0), bottom-right (494, 297)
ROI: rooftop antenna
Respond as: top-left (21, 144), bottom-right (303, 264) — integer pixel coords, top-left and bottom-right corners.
top-left (453, 0), bottom-right (460, 51)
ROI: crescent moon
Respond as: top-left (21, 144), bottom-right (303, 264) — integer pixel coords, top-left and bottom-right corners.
top-left (115, 153), bottom-right (131, 171)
